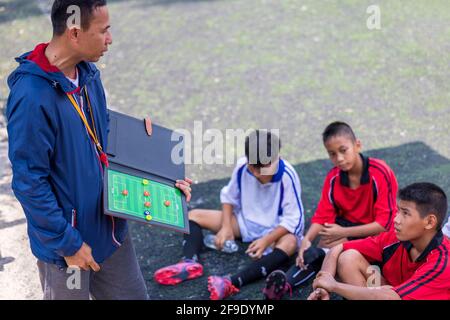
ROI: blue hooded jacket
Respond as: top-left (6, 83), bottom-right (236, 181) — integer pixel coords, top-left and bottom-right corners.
top-left (6, 43), bottom-right (127, 267)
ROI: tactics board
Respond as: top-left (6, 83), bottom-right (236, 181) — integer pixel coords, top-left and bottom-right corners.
top-left (103, 110), bottom-right (189, 233)
top-left (107, 169), bottom-right (184, 229)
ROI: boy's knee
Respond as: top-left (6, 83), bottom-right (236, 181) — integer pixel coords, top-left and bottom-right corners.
top-left (276, 234), bottom-right (298, 255)
top-left (188, 209), bottom-right (201, 223)
top-left (337, 249), bottom-right (361, 272)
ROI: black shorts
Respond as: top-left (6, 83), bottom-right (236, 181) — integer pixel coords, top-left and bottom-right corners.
top-left (335, 216), bottom-right (364, 241)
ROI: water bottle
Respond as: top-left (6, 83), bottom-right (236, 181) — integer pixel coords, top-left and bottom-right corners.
top-left (203, 234), bottom-right (217, 250)
top-left (223, 239), bottom-right (239, 253)
top-left (203, 234), bottom-right (239, 253)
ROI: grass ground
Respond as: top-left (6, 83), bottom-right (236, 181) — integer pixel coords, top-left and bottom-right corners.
top-left (1, 0), bottom-right (449, 300)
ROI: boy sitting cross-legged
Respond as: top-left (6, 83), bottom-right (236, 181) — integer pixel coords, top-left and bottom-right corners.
top-left (154, 130), bottom-right (305, 300)
top-left (263, 121), bottom-right (398, 300)
top-left (308, 182), bottom-right (450, 300)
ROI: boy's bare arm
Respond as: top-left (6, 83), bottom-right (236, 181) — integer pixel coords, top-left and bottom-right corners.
top-left (320, 222), bottom-right (384, 245)
top-left (312, 272), bottom-right (400, 300)
top-left (320, 244), bottom-right (344, 276)
top-left (296, 223), bottom-right (324, 267)
top-left (312, 245), bottom-right (401, 300)
top-left (333, 282), bottom-right (401, 300)
top-left (221, 203), bottom-right (234, 229)
top-left (304, 223), bottom-right (324, 242)
top-left (246, 226), bottom-right (290, 259)
top-left (215, 203), bottom-right (235, 249)
top-left (263, 226), bottom-right (290, 244)
top-left (341, 221), bottom-right (385, 239)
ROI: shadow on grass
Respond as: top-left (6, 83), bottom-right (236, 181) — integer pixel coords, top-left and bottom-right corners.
top-left (0, 0), bottom-right (222, 25)
top-left (0, 0), bottom-right (44, 24)
top-left (108, 0), bottom-right (223, 7)
top-left (130, 142), bottom-right (450, 300)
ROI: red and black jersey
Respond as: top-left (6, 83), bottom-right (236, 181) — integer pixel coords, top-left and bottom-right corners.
top-left (343, 230), bottom-right (450, 300)
top-left (311, 154), bottom-right (398, 230)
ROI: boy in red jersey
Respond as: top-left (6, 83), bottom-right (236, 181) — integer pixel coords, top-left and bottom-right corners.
top-left (263, 121), bottom-right (398, 300)
top-left (309, 182), bottom-right (450, 300)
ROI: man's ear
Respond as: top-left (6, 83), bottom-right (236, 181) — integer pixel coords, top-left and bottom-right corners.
top-left (424, 214), bottom-right (438, 231)
top-left (67, 27), bottom-right (80, 43)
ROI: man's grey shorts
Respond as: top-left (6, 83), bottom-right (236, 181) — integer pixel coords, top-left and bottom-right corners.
top-left (37, 235), bottom-right (148, 300)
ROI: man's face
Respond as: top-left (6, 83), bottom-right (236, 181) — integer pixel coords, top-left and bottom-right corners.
top-left (394, 200), bottom-right (430, 241)
top-left (324, 135), bottom-right (361, 172)
top-left (77, 5), bottom-right (112, 62)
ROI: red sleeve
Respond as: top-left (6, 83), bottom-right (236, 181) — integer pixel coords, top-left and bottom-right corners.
top-left (393, 247), bottom-right (450, 300)
top-left (371, 161), bottom-right (398, 230)
top-left (311, 172), bottom-right (338, 225)
top-left (342, 233), bottom-right (386, 263)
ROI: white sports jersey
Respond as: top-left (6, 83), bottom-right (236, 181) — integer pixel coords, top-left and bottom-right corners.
top-left (443, 216), bottom-right (450, 238)
top-left (220, 157), bottom-right (305, 243)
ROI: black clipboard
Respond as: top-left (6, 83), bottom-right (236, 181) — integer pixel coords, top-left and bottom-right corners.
top-left (103, 110), bottom-right (189, 234)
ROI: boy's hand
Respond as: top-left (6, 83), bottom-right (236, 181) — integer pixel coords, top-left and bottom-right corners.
top-left (176, 178), bottom-right (193, 202)
top-left (64, 242), bottom-right (100, 272)
top-left (321, 237), bottom-right (348, 248)
top-left (215, 227), bottom-right (234, 250)
top-left (312, 271), bottom-right (337, 293)
top-left (246, 237), bottom-right (270, 260)
top-left (307, 288), bottom-right (331, 300)
top-left (319, 223), bottom-right (345, 243)
top-left (296, 238), bottom-right (312, 269)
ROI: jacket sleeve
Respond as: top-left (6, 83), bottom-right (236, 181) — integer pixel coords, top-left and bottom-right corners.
top-left (6, 91), bottom-right (83, 257)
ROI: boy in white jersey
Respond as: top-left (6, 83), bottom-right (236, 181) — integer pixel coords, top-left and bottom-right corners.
top-left (154, 130), bottom-right (305, 300)
top-left (443, 217), bottom-right (450, 240)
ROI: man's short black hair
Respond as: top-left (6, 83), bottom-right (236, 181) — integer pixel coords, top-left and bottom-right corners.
top-left (322, 121), bottom-right (357, 144)
top-left (245, 130), bottom-right (281, 168)
top-left (51, 0), bottom-right (107, 36)
top-left (398, 182), bottom-right (448, 230)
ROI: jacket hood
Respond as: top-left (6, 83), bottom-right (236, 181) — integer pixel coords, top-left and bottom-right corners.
top-left (7, 43), bottom-right (99, 94)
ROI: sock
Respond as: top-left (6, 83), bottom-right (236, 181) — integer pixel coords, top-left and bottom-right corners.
top-left (303, 247), bottom-right (326, 269)
top-left (230, 248), bottom-right (289, 288)
top-left (181, 220), bottom-right (203, 262)
top-left (285, 247), bottom-right (326, 287)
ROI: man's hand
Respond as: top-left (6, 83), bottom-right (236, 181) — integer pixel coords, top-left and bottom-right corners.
top-left (64, 242), bottom-right (100, 272)
top-left (246, 237), bottom-right (270, 260)
top-left (176, 178), bottom-right (193, 202)
top-left (307, 288), bottom-right (331, 300)
top-left (319, 223), bottom-right (346, 244)
top-left (296, 238), bottom-right (312, 269)
top-left (312, 271), bottom-right (337, 292)
top-left (215, 226), bottom-right (234, 250)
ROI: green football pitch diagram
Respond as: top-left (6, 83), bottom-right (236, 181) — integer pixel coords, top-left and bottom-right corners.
top-left (107, 169), bottom-right (185, 229)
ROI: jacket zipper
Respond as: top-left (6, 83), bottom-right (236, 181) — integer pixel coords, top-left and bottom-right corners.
top-left (78, 89), bottom-right (104, 175)
top-left (71, 209), bottom-right (77, 228)
top-left (78, 88), bottom-right (117, 247)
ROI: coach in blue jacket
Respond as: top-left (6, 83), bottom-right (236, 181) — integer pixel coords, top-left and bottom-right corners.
top-left (6, 0), bottom-right (192, 300)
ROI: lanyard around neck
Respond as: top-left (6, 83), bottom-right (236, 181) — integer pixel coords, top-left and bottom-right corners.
top-left (67, 87), bottom-right (109, 167)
